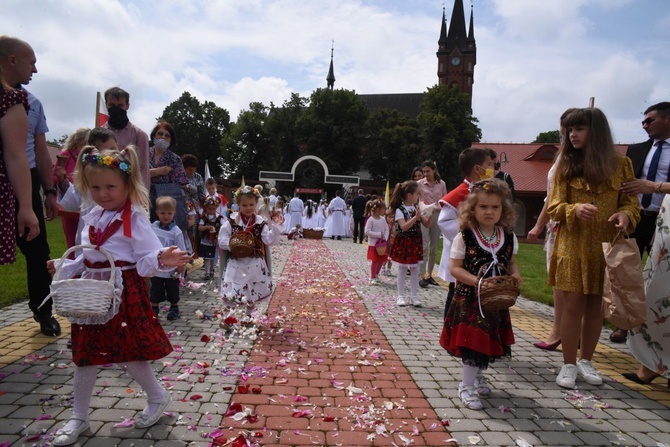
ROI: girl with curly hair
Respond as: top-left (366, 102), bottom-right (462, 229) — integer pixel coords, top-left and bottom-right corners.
top-left (439, 178), bottom-right (520, 411)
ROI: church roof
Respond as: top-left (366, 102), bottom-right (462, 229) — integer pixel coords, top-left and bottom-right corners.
top-left (357, 93), bottom-right (425, 119)
top-left (446, 0), bottom-right (467, 53)
top-left (471, 142), bottom-right (629, 194)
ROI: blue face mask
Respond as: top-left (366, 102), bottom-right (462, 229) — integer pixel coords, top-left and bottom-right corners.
top-left (153, 138), bottom-right (170, 150)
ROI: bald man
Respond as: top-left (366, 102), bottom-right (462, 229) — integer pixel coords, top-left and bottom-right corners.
top-left (0, 35), bottom-right (60, 336)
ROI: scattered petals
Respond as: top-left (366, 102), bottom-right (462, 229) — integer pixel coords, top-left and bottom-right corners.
top-left (113, 418), bottom-right (135, 428)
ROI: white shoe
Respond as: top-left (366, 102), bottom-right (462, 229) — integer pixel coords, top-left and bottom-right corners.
top-left (410, 296), bottom-right (422, 307)
top-left (135, 389), bottom-right (172, 428)
top-left (370, 279), bottom-right (379, 285)
top-left (458, 383), bottom-right (483, 410)
top-left (556, 364), bottom-right (577, 389)
top-left (577, 359), bottom-right (603, 385)
top-left (396, 296), bottom-right (408, 307)
top-left (52, 417), bottom-right (89, 446)
top-left (475, 373), bottom-right (491, 396)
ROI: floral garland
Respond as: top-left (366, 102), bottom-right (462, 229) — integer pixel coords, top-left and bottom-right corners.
top-left (233, 185), bottom-right (261, 201)
top-left (82, 150), bottom-right (131, 174)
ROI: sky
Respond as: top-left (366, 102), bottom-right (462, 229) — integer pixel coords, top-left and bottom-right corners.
top-left (2, 0), bottom-right (669, 146)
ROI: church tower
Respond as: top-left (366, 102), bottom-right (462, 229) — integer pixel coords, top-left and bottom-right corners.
top-left (437, 1), bottom-right (476, 101)
top-left (326, 42), bottom-right (335, 90)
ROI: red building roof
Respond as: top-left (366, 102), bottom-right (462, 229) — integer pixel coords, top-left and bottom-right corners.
top-left (472, 143), bottom-right (629, 196)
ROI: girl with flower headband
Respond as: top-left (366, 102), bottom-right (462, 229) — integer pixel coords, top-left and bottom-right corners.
top-left (46, 145), bottom-right (191, 445)
top-left (218, 185), bottom-right (283, 330)
top-left (198, 196), bottom-right (224, 280)
top-left (439, 178), bottom-right (519, 411)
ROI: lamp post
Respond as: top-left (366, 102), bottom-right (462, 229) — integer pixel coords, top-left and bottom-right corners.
top-left (498, 151), bottom-right (509, 165)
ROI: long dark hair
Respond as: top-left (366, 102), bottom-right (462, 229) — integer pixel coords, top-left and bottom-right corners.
top-left (421, 160), bottom-right (442, 183)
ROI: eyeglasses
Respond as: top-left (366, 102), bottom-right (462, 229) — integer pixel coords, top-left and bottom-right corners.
top-left (642, 117), bottom-right (656, 127)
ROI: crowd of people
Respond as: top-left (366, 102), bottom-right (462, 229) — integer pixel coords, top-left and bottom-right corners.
top-left (1, 32), bottom-right (669, 443)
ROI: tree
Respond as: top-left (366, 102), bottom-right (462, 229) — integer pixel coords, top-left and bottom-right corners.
top-left (47, 134), bottom-right (68, 148)
top-left (220, 102), bottom-right (270, 178)
top-left (364, 108), bottom-right (421, 185)
top-left (296, 88), bottom-right (369, 175)
top-left (533, 130), bottom-right (560, 143)
top-left (265, 93), bottom-right (307, 173)
top-left (160, 92), bottom-right (230, 177)
top-left (417, 85), bottom-right (482, 189)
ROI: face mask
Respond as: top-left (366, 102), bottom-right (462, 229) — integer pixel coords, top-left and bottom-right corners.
top-left (153, 138), bottom-right (170, 150)
top-left (479, 167), bottom-right (494, 180)
top-left (107, 106), bottom-right (129, 129)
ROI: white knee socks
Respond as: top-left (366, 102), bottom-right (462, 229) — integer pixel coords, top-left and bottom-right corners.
top-left (462, 364), bottom-right (479, 387)
top-left (121, 361), bottom-right (165, 413)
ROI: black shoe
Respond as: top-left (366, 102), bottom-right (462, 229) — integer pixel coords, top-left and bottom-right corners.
top-left (419, 279), bottom-right (430, 288)
top-left (66, 338), bottom-right (72, 349)
top-left (331, 236), bottom-right (335, 240)
top-left (622, 372), bottom-right (669, 387)
top-left (337, 236), bottom-right (342, 240)
top-left (167, 307), bottom-right (180, 321)
top-left (33, 313), bottom-right (61, 337)
top-left (427, 277), bottom-right (439, 286)
top-left (609, 328), bottom-right (627, 343)
top-left (152, 306), bottom-right (159, 317)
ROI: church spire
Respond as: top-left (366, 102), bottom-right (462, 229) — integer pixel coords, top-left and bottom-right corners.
top-left (468, 3), bottom-right (475, 41)
top-left (438, 6), bottom-right (447, 51)
top-left (446, 0), bottom-right (467, 53)
top-left (326, 40), bottom-right (335, 90)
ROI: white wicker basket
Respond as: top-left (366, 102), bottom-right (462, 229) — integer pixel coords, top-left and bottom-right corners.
top-left (46, 244), bottom-right (118, 319)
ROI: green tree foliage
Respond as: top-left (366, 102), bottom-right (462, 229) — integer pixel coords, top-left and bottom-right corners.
top-left (47, 134), bottom-right (69, 148)
top-left (364, 109), bottom-right (421, 185)
top-left (265, 93), bottom-right (307, 172)
top-left (296, 88), bottom-right (369, 175)
top-left (159, 92), bottom-right (230, 177)
top-left (220, 102), bottom-right (270, 178)
top-left (533, 130), bottom-right (560, 143)
top-left (417, 85), bottom-right (482, 189)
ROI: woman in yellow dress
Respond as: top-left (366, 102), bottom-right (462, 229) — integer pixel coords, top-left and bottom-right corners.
top-left (548, 108), bottom-right (640, 389)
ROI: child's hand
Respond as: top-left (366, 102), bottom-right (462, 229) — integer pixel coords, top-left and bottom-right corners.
top-left (46, 260), bottom-right (56, 276)
top-left (608, 212), bottom-right (630, 231)
top-left (576, 203), bottom-right (598, 220)
top-left (512, 272), bottom-right (523, 284)
top-left (159, 247), bottom-right (192, 268)
top-left (176, 265), bottom-right (186, 274)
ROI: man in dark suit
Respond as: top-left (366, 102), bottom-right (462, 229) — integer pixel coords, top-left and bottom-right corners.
top-left (612, 101), bottom-right (670, 343)
top-left (351, 189), bottom-right (368, 244)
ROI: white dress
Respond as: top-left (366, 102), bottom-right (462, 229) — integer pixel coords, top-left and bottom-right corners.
top-left (324, 197), bottom-right (348, 238)
top-left (316, 204), bottom-right (327, 228)
top-left (218, 214), bottom-right (281, 304)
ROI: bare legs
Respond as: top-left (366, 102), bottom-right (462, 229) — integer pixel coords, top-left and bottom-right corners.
top-left (557, 290), bottom-right (602, 365)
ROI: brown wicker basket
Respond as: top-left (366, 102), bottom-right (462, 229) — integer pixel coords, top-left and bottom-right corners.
top-left (303, 228), bottom-right (323, 239)
top-left (229, 232), bottom-right (254, 258)
top-left (477, 263), bottom-right (520, 313)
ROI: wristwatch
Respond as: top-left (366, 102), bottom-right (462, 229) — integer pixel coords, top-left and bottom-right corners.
top-left (44, 188), bottom-right (57, 196)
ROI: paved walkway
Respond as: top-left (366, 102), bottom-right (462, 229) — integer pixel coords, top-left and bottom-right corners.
top-left (0, 238), bottom-right (669, 447)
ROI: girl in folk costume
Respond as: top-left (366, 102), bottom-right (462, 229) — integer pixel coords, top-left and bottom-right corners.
top-left (364, 200), bottom-right (390, 284)
top-left (439, 179), bottom-right (520, 411)
top-left (198, 197), bottom-right (224, 280)
top-left (388, 181), bottom-right (432, 307)
top-left (218, 186), bottom-right (283, 328)
top-left (47, 146), bottom-right (190, 446)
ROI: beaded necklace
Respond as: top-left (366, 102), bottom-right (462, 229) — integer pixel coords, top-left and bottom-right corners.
top-left (474, 225), bottom-right (499, 248)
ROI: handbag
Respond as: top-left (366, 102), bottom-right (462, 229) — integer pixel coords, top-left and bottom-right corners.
top-left (374, 239), bottom-right (387, 256)
top-left (601, 232), bottom-right (646, 330)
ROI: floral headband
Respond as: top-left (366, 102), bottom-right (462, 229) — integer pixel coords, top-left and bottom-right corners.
top-left (232, 185), bottom-right (261, 201)
top-left (202, 196), bottom-right (220, 207)
top-left (82, 149), bottom-right (131, 174)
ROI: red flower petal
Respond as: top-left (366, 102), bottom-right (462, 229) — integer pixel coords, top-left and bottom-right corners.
top-left (441, 419), bottom-right (450, 427)
top-left (224, 402), bottom-right (243, 417)
top-left (323, 416), bottom-right (335, 422)
top-left (251, 387), bottom-right (262, 394)
top-left (224, 316), bottom-right (238, 325)
top-left (253, 431), bottom-right (264, 438)
top-left (238, 385), bottom-right (249, 394)
top-left (212, 434), bottom-right (228, 446)
top-left (200, 334), bottom-right (211, 343)
top-left (231, 434), bottom-right (248, 447)
top-left (247, 414), bottom-right (258, 423)
top-left (189, 394), bottom-right (203, 401)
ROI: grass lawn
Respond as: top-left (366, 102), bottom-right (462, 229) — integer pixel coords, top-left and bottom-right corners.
top-left (0, 218), bottom-right (67, 308)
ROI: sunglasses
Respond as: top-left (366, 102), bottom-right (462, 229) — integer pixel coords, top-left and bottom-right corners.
top-left (642, 117), bottom-right (656, 126)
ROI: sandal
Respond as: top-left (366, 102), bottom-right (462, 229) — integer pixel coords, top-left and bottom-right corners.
top-left (52, 416), bottom-right (89, 446)
top-left (458, 383), bottom-right (483, 410)
top-left (475, 374), bottom-right (491, 396)
top-left (135, 389), bottom-right (172, 428)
